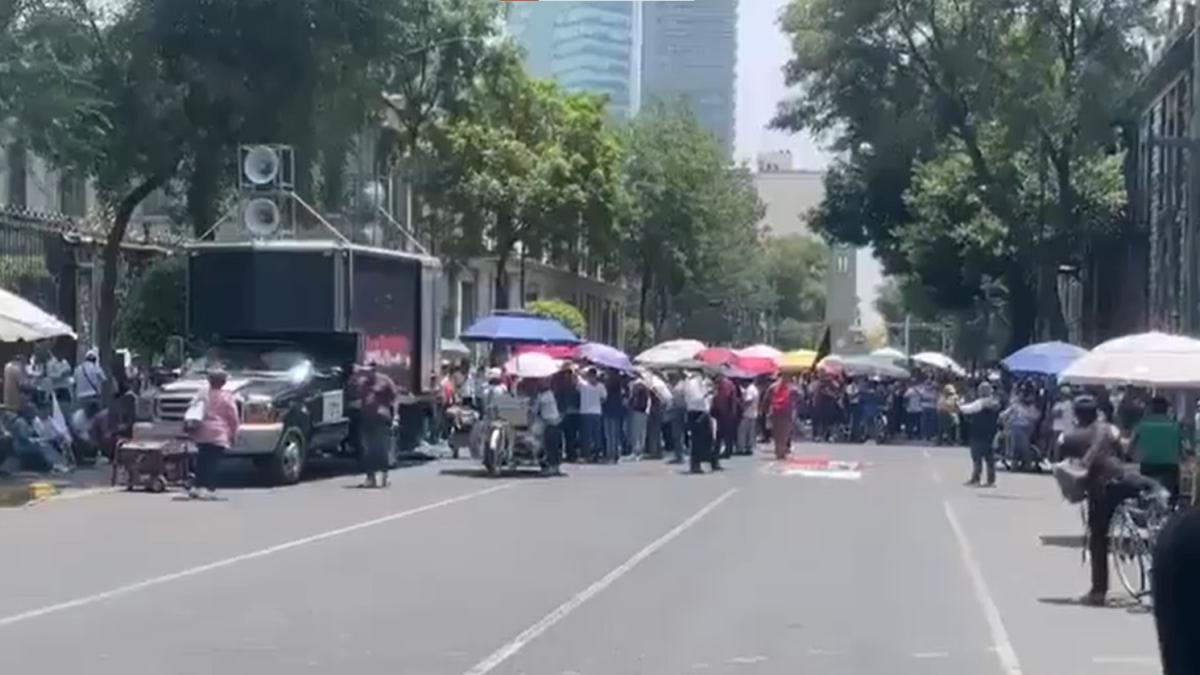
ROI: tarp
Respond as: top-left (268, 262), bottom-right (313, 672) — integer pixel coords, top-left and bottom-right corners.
top-left (461, 311), bottom-right (581, 345)
top-left (0, 288), bottom-right (75, 342)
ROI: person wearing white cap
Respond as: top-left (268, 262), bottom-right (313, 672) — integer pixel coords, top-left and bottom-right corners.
top-left (73, 348), bottom-right (107, 409)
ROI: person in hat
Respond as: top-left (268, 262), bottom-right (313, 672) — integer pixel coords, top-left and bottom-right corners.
top-left (187, 366), bottom-right (240, 499)
top-left (958, 382), bottom-right (1001, 487)
top-left (355, 361), bottom-right (398, 488)
top-left (73, 348), bottom-right (107, 410)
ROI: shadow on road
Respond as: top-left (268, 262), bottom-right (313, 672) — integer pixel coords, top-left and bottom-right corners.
top-left (1038, 596), bottom-right (1144, 612)
top-left (1039, 534), bottom-right (1086, 549)
top-left (439, 467), bottom-right (557, 480)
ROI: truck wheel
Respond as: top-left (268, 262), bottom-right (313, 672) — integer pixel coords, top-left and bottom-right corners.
top-left (484, 427), bottom-right (503, 476)
top-left (269, 427), bottom-right (307, 485)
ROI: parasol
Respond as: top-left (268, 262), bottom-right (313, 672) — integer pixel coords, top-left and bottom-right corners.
top-left (912, 352), bottom-right (966, 376)
top-left (461, 311), bottom-right (581, 345)
top-left (1001, 341), bottom-right (1087, 376)
top-left (580, 342), bottom-right (634, 372)
top-left (0, 288), bottom-right (75, 342)
top-left (503, 352), bottom-right (562, 379)
top-left (635, 339), bottom-right (706, 366)
top-left (1060, 332), bottom-right (1200, 388)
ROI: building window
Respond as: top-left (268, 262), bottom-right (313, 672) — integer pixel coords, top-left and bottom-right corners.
top-left (836, 254), bottom-right (849, 274)
top-left (6, 143), bottom-right (27, 209)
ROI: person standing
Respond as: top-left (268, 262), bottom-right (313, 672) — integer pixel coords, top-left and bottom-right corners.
top-left (356, 363), bottom-right (397, 488)
top-left (601, 372), bottom-right (626, 463)
top-left (552, 366), bottom-right (580, 462)
top-left (710, 373), bottom-right (739, 459)
top-left (531, 378), bottom-right (564, 476)
top-left (904, 381), bottom-right (923, 440)
top-left (73, 349), bottom-right (106, 410)
top-left (767, 374), bottom-right (794, 459)
top-left (1131, 396), bottom-right (1183, 501)
top-left (188, 368), bottom-right (240, 499)
top-left (626, 377), bottom-right (650, 461)
top-left (578, 369), bottom-right (606, 463)
top-left (3, 350), bottom-right (26, 410)
top-left (738, 377), bottom-right (760, 455)
top-left (668, 372), bottom-right (688, 463)
top-left (958, 382), bottom-right (1001, 487)
top-left (682, 369), bottom-right (718, 473)
top-left (919, 380), bottom-right (939, 441)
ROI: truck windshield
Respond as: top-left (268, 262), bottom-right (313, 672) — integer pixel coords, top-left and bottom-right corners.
top-left (188, 344), bottom-right (312, 376)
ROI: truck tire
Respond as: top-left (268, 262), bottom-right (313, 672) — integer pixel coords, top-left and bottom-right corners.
top-left (268, 427), bottom-right (307, 485)
top-left (483, 427), bottom-right (503, 477)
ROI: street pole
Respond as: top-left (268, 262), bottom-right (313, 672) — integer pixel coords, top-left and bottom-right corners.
top-left (903, 314), bottom-right (911, 354)
top-left (1188, 5), bottom-right (1200, 333)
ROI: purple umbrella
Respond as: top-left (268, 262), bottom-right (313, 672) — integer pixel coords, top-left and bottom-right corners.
top-left (580, 342), bottom-right (634, 372)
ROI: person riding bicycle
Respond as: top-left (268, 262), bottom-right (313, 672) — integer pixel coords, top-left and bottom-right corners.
top-left (1059, 395), bottom-right (1166, 606)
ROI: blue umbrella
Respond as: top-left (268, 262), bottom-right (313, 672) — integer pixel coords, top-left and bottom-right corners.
top-left (460, 311), bottom-right (581, 345)
top-left (580, 342), bottom-right (634, 372)
top-left (1001, 341), bottom-right (1088, 375)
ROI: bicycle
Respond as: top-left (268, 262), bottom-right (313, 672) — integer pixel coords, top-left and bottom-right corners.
top-left (1081, 486), bottom-right (1173, 605)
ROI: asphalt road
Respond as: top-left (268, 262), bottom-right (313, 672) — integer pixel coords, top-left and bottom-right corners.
top-left (0, 442), bottom-right (1162, 674)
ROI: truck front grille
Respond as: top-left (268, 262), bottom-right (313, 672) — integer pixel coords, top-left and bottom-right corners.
top-left (157, 394), bottom-right (198, 421)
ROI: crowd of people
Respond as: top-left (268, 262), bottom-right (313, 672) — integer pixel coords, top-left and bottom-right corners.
top-left (0, 340), bottom-right (127, 476)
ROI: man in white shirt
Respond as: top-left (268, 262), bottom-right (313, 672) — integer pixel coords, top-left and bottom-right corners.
top-left (681, 370), bottom-right (719, 473)
top-left (738, 380), bottom-right (760, 455)
top-left (578, 369), bottom-right (606, 462)
top-left (531, 380), bottom-right (563, 476)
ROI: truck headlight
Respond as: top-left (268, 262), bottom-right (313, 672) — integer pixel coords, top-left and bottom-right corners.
top-left (242, 400), bottom-right (277, 424)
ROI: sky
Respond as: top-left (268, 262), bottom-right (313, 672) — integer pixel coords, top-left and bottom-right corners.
top-left (734, 0), bottom-right (885, 330)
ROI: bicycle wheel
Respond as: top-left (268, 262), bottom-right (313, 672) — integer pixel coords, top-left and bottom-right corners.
top-left (1110, 505), bottom-right (1151, 601)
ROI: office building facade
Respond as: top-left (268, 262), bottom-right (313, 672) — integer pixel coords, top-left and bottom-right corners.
top-left (641, 0), bottom-right (737, 158)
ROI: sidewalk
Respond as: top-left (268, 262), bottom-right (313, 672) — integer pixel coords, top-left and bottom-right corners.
top-left (0, 462), bottom-right (114, 507)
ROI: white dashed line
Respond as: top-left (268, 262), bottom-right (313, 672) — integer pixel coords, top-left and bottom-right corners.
top-left (461, 489), bottom-right (738, 675)
top-left (0, 483), bottom-right (515, 628)
top-left (943, 501), bottom-right (1024, 674)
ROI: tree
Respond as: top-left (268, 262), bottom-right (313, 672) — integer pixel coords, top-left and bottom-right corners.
top-left (526, 298), bottom-right (586, 338)
top-left (116, 255), bottom-right (184, 358)
top-left (765, 234), bottom-right (827, 323)
top-left (776, 0), bottom-right (1151, 349)
top-left (776, 318), bottom-right (824, 350)
top-left (621, 102), bottom-right (761, 342)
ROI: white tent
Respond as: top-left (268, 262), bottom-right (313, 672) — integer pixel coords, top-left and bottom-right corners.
top-left (0, 288), bottom-right (75, 342)
top-left (1060, 332), bottom-right (1200, 388)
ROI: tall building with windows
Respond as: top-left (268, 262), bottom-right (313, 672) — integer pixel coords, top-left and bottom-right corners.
top-left (641, 0), bottom-right (737, 159)
top-left (506, 2), bottom-right (635, 119)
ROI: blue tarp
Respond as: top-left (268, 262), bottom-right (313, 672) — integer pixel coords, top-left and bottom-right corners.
top-left (1001, 341), bottom-right (1088, 375)
top-left (460, 311), bottom-right (582, 345)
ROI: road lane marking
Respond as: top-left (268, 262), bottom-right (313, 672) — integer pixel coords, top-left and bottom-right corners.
top-left (943, 501), bottom-right (1024, 675)
top-left (1092, 656), bottom-right (1158, 667)
top-left (462, 488), bottom-right (738, 675)
top-left (912, 651), bottom-right (949, 659)
top-left (0, 482), bottom-right (515, 628)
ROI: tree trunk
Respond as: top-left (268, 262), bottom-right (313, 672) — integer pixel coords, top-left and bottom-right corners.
top-left (1037, 257), bottom-right (1068, 341)
top-left (1005, 266), bottom-right (1038, 353)
top-left (638, 261), bottom-right (653, 352)
top-left (494, 235), bottom-right (513, 311)
top-left (187, 143), bottom-right (220, 239)
top-left (98, 176), bottom-right (168, 394)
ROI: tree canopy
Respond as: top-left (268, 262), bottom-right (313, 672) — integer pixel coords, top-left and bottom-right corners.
top-left (776, 0), bottom-right (1152, 349)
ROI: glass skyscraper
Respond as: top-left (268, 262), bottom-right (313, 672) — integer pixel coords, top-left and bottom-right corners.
top-left (506, 2), bottom-right (635, 120)
top-left (641, 0), bottom-right (737, 159)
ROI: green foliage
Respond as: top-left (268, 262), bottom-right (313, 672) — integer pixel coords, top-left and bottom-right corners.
top-left (622, 316), bottom-right (654, 352)
top-left (765, 235), bottom-right (827, 323)
top-left (526, 298), bottom-right (586, 338)
top-left (775, 318), bottom-right (824, 351)
top-left (776, 0), bottom-right (1153, 348)
top-left (116, 255), bottom-right (184, 357)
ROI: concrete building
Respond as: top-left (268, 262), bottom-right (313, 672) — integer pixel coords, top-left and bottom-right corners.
top-left (641, 0), bottom-right (737, 158)
top-left (506, 2), bottom-right (636, 119)
top-left (752, 151), bottom-right (859, 350)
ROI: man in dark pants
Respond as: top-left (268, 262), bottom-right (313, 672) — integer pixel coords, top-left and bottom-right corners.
top-left (1153, 506), bottom-right (1200, 674)
top-left (687, 411), bottom-right (720, 474)
top-left (958, 382), bottom-right (1001, 487)
top-left (1061, 396), bottom-right (1164, 605)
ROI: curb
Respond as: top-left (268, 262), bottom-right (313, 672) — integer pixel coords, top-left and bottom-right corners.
top-left (0, 481), bottom-right (58, 507)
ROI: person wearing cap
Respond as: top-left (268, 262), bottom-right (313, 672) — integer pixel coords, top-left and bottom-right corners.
top-left (187, 367), bottom-right (240, 499)
top-left (958, 382), bottom-right (1001, 487)
top-left (1060, 394), bottom-right (1164, 605)
top-left (73, 348), bottom-right (107, 409)
top-left (355, 362), bottom-right (397, 488)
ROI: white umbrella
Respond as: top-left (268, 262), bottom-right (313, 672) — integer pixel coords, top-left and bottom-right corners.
top-left (503, 352), bottom-right (561, 379)
top-left (913, 351), bottom-right (966, 376)
top-left (871, 346), bottom-right (907, 361)
top-left (636, 367), bottom-right (674, 402)
top-left (735, 344), bottom-right (783, 361)
top-left (0, 288), bottom-right (75, 342)
top-left (1060, 332), bottom-right (1200, 388)
top-left (635, 339), bottom-right (706, 366)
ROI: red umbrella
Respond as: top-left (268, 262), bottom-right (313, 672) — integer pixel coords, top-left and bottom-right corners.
top-left (515, 343), bottom-right (580, 360)
top-left (697, 347), bottom-right (736, 366)
top-left (732, 355), bottom-right (779, 376)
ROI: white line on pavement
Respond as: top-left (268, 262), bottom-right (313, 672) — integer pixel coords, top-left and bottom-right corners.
top-left (0, 482), bottom-right (515, 628)
top-left (461, 488), bottom-right (738, 675)
top-left (943, 500), bottom-right (1024, 675)
top-left (1091, 656), bottom-right (1159, 667)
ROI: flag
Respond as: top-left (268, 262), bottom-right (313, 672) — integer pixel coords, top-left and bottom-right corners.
top-left (813, 326), bottom-right (832, 366)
